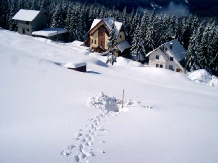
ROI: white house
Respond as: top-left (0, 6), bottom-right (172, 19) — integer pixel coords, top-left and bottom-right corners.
top-left (146, 39), bottom-right (186, 73)
top-left (12, 9), bottom-right (47, 36)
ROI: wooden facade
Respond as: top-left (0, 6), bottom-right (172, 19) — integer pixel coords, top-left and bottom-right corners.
top-left (87, 18), bottom-right (130, 56)
top-left (68, 65), bottom-right (86, 72)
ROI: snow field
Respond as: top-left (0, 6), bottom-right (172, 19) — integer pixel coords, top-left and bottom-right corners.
top-left (1, 29), bottom-right (218, 163)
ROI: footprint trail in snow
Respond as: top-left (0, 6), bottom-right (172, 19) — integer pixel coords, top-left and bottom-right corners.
top-left (61, 92), bottom-right (153, 163)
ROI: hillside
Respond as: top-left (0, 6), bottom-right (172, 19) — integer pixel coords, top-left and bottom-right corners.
top-left (1, 29), bottom-right (218, 163)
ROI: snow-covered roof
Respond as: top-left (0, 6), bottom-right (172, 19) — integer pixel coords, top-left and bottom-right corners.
top-left (90, 19), bottom-right (101, 29)
top-left (116, 40), bottom-right (130, 52)
top-left (146, 49), bottom-right (156, 57)
top-left (90, 18), bottom-right (123, 37)
top-left (64, 62), bottom-right (87, 68)
top-left (12, 9), bottom-right (40, 21)
top-left (32, 28), bottom-right (68, 37)
top-left (165, 39), bottom-right (186, 61)
top-left (146, 39), bottom-right (186, 62)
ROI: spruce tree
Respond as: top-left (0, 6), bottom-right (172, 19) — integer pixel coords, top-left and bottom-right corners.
top-left (107, 21), bottom-right (117, 55)
top-left (8, 4), bottom-right (17, 31)
top-left (131, 24), bottom-right (141, 61)
top-left (50, 5), bottom-right (64, 28)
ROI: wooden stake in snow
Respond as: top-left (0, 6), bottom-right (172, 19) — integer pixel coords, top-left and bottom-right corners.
top-left (122, 89), bottom-right (124, 108)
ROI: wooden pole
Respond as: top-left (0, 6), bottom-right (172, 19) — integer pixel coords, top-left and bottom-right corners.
top-left (122, 89), bottom-right (124, 108)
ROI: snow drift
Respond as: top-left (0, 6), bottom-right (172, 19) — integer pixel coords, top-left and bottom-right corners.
top-left (188, 69), bottom-right (218, 87)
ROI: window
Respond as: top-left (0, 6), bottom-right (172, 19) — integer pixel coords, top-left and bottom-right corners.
top-left (156, 64), bottom-right (159, 67)
top-left (26, 21), bottom-right (29, 25)
top-left (91, 39), bottom-right (93, 43)
top-left (120, 35), bottom-right (122, 38)
top-left (26, 29), bottom-right (29, 33)
top-left (160, 64), bottom-right (163, 68)
top-left (170, 57), bottom-right (173, 61)
top-left (156, 55), bottom-right (159, 60)
top-left (94, 40), bottom-right (96, 44)
top-left (169, 65), bottom-right (173, 70)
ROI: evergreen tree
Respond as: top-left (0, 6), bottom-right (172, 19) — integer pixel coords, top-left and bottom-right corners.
top-left (144, 24), bottom-right (155, 54)
top-left (131, 24), bottom-right (141, 60)
top-left (140, 10), bottom-right (148, 39)
top-left (121, 7), bottom-right (127, 25)
top-left (50, 5), bottom-right (64, 28)
top-left (107, 21), bottom-right (117, 55)
top-left (7, 3), bottom-right (17, 31)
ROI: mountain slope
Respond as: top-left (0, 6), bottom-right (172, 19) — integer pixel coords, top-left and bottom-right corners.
top-left (1, 29), bottom-right (218, 163)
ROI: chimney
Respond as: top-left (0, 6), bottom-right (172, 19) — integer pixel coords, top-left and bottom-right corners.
top-left (170, 42), bottom-right (173, 50)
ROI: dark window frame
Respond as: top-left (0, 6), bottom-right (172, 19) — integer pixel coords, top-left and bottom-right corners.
top-left (156, 55), bottom-right (159, 60)
top-left (169, 65), bottom-right (173, 70)
top-left (170, 57), bottom-right (174, 61)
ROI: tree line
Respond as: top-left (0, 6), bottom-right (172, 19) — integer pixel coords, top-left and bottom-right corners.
top-left (0, 0), bottom-right (217, 75)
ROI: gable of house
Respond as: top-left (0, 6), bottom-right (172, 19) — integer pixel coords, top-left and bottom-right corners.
top-left (88, 18), bottom-right (129, 55)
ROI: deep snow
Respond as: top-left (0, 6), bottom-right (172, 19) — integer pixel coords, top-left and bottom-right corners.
top-left (188, 69), bottom-right (218, 87)
top-left (1, 29), bottom-right (218, 163)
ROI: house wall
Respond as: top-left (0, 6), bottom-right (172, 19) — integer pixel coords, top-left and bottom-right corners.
top-left (47, 33), bottom-right (68, 42)
top-left (89, 21), bottom-right (126, 55)
top-left (105, 33), bottom-right (109, 50)
top-left (90, 30), bottom-right (98, 49)
top-left (32, 13), bottom-right (47, 31)
top-left (148, 48), bottom-right (185, 73)
top-left (17, 20), bottom-right (33, 36)
top-left (148, 50), bottom-right (167, 68)
top-left (16, 13), bottom-right (47, 36)
top-left (68, 65), bottom-right (86, 72)
top-left (116, 31), bottom-right (125, 43)
top-left (165, 49), bottom-right (185, 72)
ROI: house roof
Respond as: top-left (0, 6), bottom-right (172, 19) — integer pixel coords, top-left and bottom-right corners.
top-left (32, 28), bottom-right (68, 37)
top-left (12, 9), bottom-right (41, 21)
top-left (116, 40), bottom-right (131, 52)
top-left (90, 18), bottom-right (123, 37)
top-left (146, 49), bottom-right (169, 61)
top-left (164, 39), bottom-right (186, 61)
top-left (64, 62), bottom-right (87, 69)
top-left (146, 39), bottom-right (186, 62)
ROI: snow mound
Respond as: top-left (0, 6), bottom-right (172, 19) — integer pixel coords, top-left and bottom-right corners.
top-left (87, 92), bottom-right (122, 112)
top-left (114, 57), bottom-right (143, 67)
top-left (187, 69), bottom-right (218, 87)
top-left (89, 53), bottom-right (143, 67)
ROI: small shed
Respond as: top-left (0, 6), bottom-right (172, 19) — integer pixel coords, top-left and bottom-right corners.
top-left (64, 62), bottom-right (87, 72)
top-left (32, 28), bottom-right (68, 42)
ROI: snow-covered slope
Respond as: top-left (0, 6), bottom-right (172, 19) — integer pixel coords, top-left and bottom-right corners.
top-left (1, 29), bottom-right (218, 163)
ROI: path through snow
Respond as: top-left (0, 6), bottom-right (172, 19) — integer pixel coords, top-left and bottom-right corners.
top-left (61, 92), bottom-right (153, 163)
